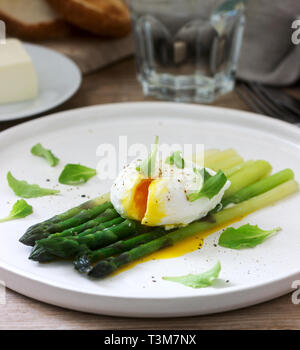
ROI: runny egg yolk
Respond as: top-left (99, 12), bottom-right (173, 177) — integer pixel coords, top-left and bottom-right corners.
top-left (129, 178), bottom-right (153, 221)
top-left (142, 179), bottom-right (168, 226)
top-left (126, 178), bottom-right (168, 226)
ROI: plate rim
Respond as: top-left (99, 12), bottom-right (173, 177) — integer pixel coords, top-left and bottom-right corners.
top-left (1, 249), bottom-right (299, 300)
top-left (0, 102), bottom-right (299, 315)
top-left (0, 42), bottom-right (82, 122)
top-left (0, 101), bottom-right (300, 138)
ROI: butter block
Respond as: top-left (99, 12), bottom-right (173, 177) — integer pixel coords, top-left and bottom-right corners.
top-left (0, 39), bottom-right (38, 104)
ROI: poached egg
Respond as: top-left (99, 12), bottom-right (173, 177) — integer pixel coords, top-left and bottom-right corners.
top-left (110, 156), bottom-right (231, 228)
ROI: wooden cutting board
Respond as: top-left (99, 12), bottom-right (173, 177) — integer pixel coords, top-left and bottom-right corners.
top-left (39, 33), bottom-right (134, 74)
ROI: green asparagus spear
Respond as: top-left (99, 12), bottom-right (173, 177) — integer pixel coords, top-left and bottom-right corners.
top-left (210, 168), bottom-right (294, 214)
top-left (36, 219), bottom-right (140, 259)
top-left (29, 216), bottom-right (124, 262)
top-left (74, 227), bottom-right (168, 273)
top-left (224, 160), bottom-right (272, 198)
top-left (46, 208), bottom-right (120, 239)
top-left (20, 200), bottom-right (113, 246)
top-left (222, 169), bottom-right (294, 208)
top-left (29, 246), bottom-right (58, 263)
top-left (223, 160), bottom-right (254, 177)
top-left (19, 193), bottom-right (110, 246)
top-left (89, 180), bottom-right (299, 278)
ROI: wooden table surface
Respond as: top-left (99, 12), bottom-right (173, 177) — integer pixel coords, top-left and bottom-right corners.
top-left (0, 58), bottom-right (299, 330)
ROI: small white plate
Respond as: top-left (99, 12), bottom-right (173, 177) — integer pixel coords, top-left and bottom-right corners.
top-left (0, 102), bottom-right (299, 317)
top-left (0, 43), bottom-right (81, 121)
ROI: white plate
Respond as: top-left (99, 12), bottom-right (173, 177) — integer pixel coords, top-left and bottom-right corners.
top-left (0, 102), bottom-right (299, 318)
top-left (0, 43), bottom-right (81, 121)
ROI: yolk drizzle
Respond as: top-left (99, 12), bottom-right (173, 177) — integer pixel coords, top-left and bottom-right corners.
top-left (113, 216), bottom-right (245, 276)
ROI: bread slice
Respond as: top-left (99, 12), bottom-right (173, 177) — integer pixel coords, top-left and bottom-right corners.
top-left (0, 0), bottom-right (71, 40)
top-left (47, 0), bottom-right (131, 38)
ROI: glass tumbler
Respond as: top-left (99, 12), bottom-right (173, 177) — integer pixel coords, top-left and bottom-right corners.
top-left (129, 0), bottom-right (246, 103)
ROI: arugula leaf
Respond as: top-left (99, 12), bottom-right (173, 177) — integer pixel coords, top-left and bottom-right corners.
top-left (0, 199), bottom-right (33, 223)
top-left (7, 172), bottom-right (60, 198)
top-left (166, 151), bottom-right (185, 169)
top-left (31, 143), bottom-right (59, 167)
top-left (136, 136), bottom-right (159, 177)
top-left (218, 224), bottom-right (281, 249)
top-left (162, 261), bottom-right (221, 288)
top-left (188, 170), bottom-right (227, 202)
top-left (59, 164), bottom-right (97, 185)
top-left (194, 167), bottom-right (212, 182)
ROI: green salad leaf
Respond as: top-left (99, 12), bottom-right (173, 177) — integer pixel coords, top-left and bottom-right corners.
top-left (194, 167), bottom-right (212, 182)
top-left (7, 172), bottom-right (60, 198)
top-left (165, 151), bottom-right (185, 169)
top-left (136, 136), bottom-right (159, 177)
top-left (218, 224), bottom-right (281, 249)
top-left (31, 143), bottom-right (59, 167)
top-left (59, 164), bottom-right (97, 185)
top-left (163, 261), bottom-right (221, 288)
top-left (188, 170), bottom-right (227, 202)
top-left (0, 199), bottom-right (33, 223)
